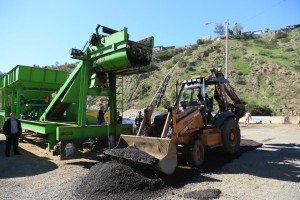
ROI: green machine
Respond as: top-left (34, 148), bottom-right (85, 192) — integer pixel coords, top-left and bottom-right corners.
top-left (0, 66), bottom-right (67, 128)
top-left (0, 25), bottom-right (154, 159)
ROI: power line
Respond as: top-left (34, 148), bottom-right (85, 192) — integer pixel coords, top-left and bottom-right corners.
top-left (241, 0), bottom-right (287, 24)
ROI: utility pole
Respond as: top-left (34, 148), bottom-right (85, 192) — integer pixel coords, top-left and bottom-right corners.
top-left (205, 19), bottom-right (230, 79)
top-left (225, 19), bottom-right (229, 79)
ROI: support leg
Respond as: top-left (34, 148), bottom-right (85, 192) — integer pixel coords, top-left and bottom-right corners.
top-left (48, 133), bottom-right (56, 150)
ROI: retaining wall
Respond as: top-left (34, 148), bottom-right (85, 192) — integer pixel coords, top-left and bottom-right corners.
top-left (239, 116), bottom-right (300, 124)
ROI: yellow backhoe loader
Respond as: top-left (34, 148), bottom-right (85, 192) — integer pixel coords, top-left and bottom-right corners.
top-left (105, 67), bottom-right (245, 175)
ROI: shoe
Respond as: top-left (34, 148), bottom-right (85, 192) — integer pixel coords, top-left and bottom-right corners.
top-left (14, 152), bottom-right (21, 155)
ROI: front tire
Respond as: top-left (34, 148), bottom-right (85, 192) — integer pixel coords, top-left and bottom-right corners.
top-left (220, 118), bottom-right (241, 154)
top-left (187, 139), bottom-right (205, 167)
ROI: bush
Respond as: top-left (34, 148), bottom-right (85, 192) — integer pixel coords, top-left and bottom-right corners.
top-left (258, 59), bottom-right (266, 64)
top-left (285, 47), bottom-right (294, 52)
top-left (253, 38), bottom-right (278, 49)
top-left (275, 31), bottom-right (288, 39)
top-left (154, 51), bottom-right (170, 61)
top-left (164, 62), bottom-right (173, 69)
top-left (191, 44), bottom-right (198, 50)
top-left (244, 56), bottom-right (253, 62)
top-left (234, 33), bottom-right (252, 40)
top-left (178, 59), bottom-right (187, 68)
top-left (186, 65), bottom-right (196, 72)
top-left (280, 37), bottom-right (290, 43)
top-left (172, 56), bottom-right (180, 64)
top-left (184, 49), bottom-right (192, 56)
top-left (154, 48), bottom-right (182, 61)
top-left (253, 39), bottom-right (266, 46)
top-left (232, 54), bottom-right (240, 59)
top-left (294, 64), bottom-right (300, 71)
top-left (259, 50), bottom-right (269, 56)
top-left (197, 39), bottom-right (205, 45)
top-left (250, 105), bottom-right (273, 116)
top-left (269, 55), bottom-right (288, 60)
top-left (266, 39), bottom-right (278, 49)
top-left (161, 98), bottom-right (172, 109)
top-left (203, 40), bottom-right (213, 46)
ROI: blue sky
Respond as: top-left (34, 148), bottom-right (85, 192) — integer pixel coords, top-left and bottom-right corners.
top-left (0, 0), bottom-right (299, 73)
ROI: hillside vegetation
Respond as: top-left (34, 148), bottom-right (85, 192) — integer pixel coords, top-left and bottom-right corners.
top-left (122, 30), bottom-right (300, 116)
top-left (51, 30), bottom-right (300, 116)
top-left (2, 31), bottom-right (298, 116)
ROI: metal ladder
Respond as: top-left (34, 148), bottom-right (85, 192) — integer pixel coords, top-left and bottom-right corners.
top-left (116, 76), bottom-right (124, 116)
top-left (136, 67), bottom-right (175, 136)
top-left (150, 67), bottom-right (175, 109)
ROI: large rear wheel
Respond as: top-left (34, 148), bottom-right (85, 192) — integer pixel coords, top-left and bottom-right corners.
top-left (187, 139), bottom-right (205, 167)
top-left (220, 118), bottom-right (241, 154)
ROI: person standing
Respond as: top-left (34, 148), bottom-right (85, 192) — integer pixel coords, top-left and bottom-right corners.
top-left (245, 112), bottom-right (252, 125)
top-left (117, 111), bottom-right (123, 124)
top-left (135, 111), bottom-right (144, 133)
top-left (3, 113), bottom-right (22, 157)
top-left (97, 106), bottom-right (105, 125)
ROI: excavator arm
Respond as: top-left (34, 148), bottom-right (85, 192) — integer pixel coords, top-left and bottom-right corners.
top-left (210, 68), bottom-right (245, 119)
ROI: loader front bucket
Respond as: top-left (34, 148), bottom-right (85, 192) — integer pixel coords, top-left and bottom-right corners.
top-left (104, 135), bottom-right (178, 175)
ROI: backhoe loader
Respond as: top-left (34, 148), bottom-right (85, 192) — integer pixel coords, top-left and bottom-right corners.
top-left (105, 67), bottom-right (245, 175)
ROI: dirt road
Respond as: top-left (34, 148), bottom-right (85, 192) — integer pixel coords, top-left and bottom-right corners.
top-left (0, 124), bottom-right (299, 200)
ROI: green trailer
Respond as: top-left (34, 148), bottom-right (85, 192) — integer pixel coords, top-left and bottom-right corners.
top-left (0, 25), bottom-right (154, 159)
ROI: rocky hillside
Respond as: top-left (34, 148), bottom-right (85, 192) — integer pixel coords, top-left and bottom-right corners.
top-left (122, 30), bottom-right (300, 116)
top-left (3, 30), bottom-right (297, 116)
top-left (49, 30), bottom-right (299, 116)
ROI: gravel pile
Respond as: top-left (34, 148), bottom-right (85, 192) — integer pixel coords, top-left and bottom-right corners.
top-left (74, 161), bottom-right (166, 200)
top-left (74, 139), bottom-right (262, 199)
top-left (104, 146), bottom-right (159, 166)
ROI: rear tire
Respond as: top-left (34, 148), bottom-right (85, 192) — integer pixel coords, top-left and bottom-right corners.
top-left (187, 139), bottom-right (205, 167)
top-left (220, 118), bottom-right (241, 154)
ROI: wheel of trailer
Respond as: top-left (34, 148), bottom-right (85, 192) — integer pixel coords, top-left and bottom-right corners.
top-left (187, 139), bottom-right (205, 167)
top-left (220, 118), bottom-right (241, 154)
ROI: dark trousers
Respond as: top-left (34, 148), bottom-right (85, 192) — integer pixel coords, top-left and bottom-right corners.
top-left (5, 134), bottom-right (20, 155)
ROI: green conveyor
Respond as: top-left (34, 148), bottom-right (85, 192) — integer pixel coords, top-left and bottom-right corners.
top-left (0, 25), bottom-right (154, 158)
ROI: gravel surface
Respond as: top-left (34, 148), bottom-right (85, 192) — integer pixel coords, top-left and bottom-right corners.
top-left (0, 124), bottom-right (299, 200)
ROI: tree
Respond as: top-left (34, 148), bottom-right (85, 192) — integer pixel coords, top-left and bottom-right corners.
top-left (214, 23), bottom-right (225, 36)
top-left (233, 23), bottom-right (243, 35)
top-left (196, 39), bottom-right (205, 45)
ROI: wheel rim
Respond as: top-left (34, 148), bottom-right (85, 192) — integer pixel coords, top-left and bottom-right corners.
top-left (229, 127), bottom-right (238, 146)
top-left (195, 144), bottom-right (202, 161)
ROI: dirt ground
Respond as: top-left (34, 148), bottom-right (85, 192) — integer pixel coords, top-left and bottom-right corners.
top-left (0, 124), bottom-right (299, 200)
